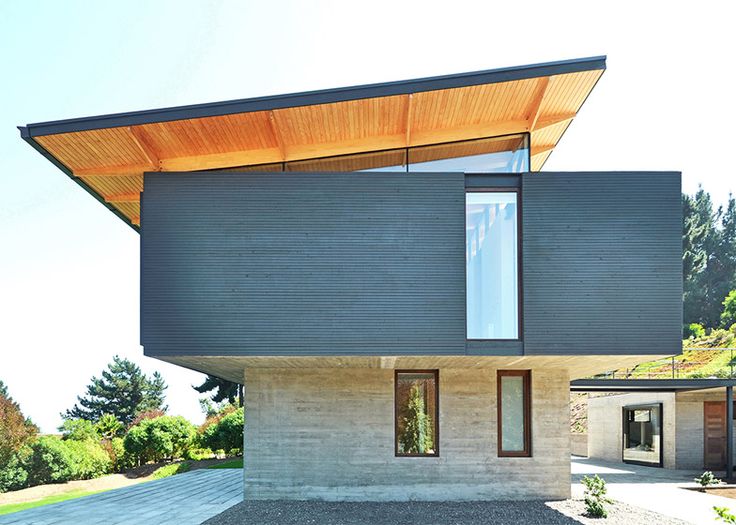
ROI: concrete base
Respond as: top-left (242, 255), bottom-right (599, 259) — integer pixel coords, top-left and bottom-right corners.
top-left (244, 366), bottom-right (570, 501)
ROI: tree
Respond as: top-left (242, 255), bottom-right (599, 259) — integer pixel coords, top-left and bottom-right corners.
top-left (722, 290), bottom-right (736, 328)
top-left (124, 416), bottom-right (195, 464)
top-left (0, 386), bottom-right (37, 467)
top-left (399, 383), bottom-right (434, 454)
top-left (63, 356), bottom-right (168, 426)
top-left (684, 188), bottom-right (717, 326)
top-left (95, 414), bottom-right (124, 440)
top-left (193, 375), bottom-right (243, 407)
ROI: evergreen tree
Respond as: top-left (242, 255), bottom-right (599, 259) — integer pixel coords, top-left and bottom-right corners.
top-left (193, 375), bottom-right (243, 407)
top-left (685, 188), bottom-right (718, 326)
top-left (399, 383), bottom-right (434, 454)
top-left (63, 356), bottom-right (168, 426)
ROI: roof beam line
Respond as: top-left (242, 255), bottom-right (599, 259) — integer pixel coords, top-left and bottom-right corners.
top-left (534, 112), bottom-right (576, 131)
top-left (127, 127), bottom-right (159, 170)
top-left (527, 77), bottom-right (550, 131)
top-left (104, 192), bottom-right (140, 203)
top-left (531, 144), bottom-right (555, 157)
top-left (267, 111), bottom-right (287, 161)
top-left (404, 94), bottom-right (413, 147)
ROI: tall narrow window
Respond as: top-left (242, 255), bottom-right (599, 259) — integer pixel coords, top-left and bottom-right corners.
top-left (497, 370), bottom-right (531, 457)
top-left (466, 191), bottom-right (519, 339)
top-left (395, 371), bottom-right (439, 457)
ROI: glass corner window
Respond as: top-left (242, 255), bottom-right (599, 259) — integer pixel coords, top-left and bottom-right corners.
top-left (395, 371), bottom-right (439, 457)
top-left (466, 191), bottom-right (519, 339)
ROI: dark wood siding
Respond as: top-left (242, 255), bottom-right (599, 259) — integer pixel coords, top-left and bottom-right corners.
top-left (521, 171), bottom-right (682, 355)
top-left (141, 171), bottom-right (466, 356)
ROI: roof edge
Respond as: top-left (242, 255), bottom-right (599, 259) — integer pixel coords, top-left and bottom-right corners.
top-left (20, 55), bottom-right (606, 137)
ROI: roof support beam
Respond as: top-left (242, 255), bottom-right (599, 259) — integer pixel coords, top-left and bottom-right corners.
top-left (105, 192), bottom-right (140, 203)
top-left (127, 127), bottom-right (159, 170)
top-left (531, 144), bottom-right (555, 157)
top-left (404, 94), bottom-right (413, 147)
top-left (74, 165), bottom-right (150, 177)
top-left (267, 111), bottom-right (287, 161)
top-left (527, 77), bottom-right (550, 131)
top-left (534, 113), bottom-right (576, 132)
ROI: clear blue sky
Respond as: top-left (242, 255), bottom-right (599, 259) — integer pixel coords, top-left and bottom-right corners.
top-left (1, 1), bottom-right (734, 432)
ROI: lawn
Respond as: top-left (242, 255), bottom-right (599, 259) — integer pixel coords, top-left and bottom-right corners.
top-left (0, 489), bottom-right (105, 516)
top-left (208, 458), bottom-right (243, 469)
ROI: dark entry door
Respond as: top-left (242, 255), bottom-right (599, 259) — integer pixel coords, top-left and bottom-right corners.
top-left (704, 401), bottom-right (726, 470)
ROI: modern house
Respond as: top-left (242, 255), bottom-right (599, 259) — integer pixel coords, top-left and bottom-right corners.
top-left (574, 379), bottom-right (736, 472)
top-left (19, 56), bottom-right (682, 501)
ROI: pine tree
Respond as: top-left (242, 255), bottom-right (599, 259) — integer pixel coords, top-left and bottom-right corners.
top-left (193, 375), bottom-right (243, 407)
top-left (63, 356), bottom-right (168, 426)
top-left (399, 383), bottom-right (434, 454)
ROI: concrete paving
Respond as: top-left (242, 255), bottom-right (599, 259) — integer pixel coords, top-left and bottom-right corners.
top-left (572, 456), bottom-right (736, 525)
top-left (0, 469), bottom-right (242, 525)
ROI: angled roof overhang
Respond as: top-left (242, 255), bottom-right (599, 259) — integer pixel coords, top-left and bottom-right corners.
top-left (571, 379), bottom-right (736, 393)
top-left (19, 55), bottom-right (606, 231)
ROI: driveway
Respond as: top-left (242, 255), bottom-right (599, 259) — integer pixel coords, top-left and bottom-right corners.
top-left (572, 456), bottom-right (736, 525)
top-left (0, 469), bottom-right (242, 525)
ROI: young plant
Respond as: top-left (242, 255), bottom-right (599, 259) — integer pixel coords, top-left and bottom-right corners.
top-left (695, 471), bottom-right (721, 491)
top-left (581, 474), bottom-right (612, 518)
top-left (715, 506), bottom-right (736, 524)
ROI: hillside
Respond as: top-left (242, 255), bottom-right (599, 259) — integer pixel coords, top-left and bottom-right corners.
top-left (570, 329), bottom-right (736, 434)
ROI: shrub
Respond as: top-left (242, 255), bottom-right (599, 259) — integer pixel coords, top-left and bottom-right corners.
top-left (24, 436), bottom-right (77, 485)
top-left (96, 414), bottom-right (123, 439)
top-left (696, 471), bottom-right (721, 491)
top-left (581, 474), bottom-right (612, 518)
top-left (64, 440), bottom-right (111, 479)
top-left (124, 416), bottom-right (196, 464)
top-left (684, 322), bottom-right (706, 339)
top-left (0, 450), bottom-right (29, 492)
top-left (106, 437), bottom-right (136, 472)
top-left (59, 419), bottom-right (98, 441)
top-left (723, 291), bottom-right (736, 328)
top-left (184, 447), bottom-right (214, 461)
top-left (150, 461), bottom-right (190, 480)
top-left (200, 407), bottom-right (244, 453)
top-left (715, 506), bottom-right (736, 524)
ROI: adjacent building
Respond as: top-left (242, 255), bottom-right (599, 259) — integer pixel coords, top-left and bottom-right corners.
top-left (20, 56), bottom-right (682, 500)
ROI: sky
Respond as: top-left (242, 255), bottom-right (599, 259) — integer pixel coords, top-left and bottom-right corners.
top-left (1, 1), bottom-right (734, 432)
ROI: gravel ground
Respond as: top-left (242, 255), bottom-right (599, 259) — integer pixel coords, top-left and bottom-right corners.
top-left (203, 499), bottom-right (688, 525)
top-left (547, 499), bottom-right (690, 525)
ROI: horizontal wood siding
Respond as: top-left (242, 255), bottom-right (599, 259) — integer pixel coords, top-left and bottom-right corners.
top-left (141, 171), bottom-right (466, 356)
top-left (521, 171), bottom-right (682, 355)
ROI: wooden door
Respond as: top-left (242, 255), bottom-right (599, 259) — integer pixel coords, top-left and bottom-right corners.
top-left (704, 401), bottom-right (726, 470)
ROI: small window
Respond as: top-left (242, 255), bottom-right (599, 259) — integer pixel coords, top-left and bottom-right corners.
top-left (497, 370), bottom-right (531, 457)
top-left (395, 371), bottom-right (439, 457)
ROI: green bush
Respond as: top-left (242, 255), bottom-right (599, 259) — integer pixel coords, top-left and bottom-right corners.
top-left (64, 440), bottom-right (111, 479)
top-left (684, 322), bottom-right (706, 339)
top-left (716, 506), bottom-right (736, 524)
top-left (0, 450), bottom-right (29, 492)
top-left (723, 291), bottom-right (736, 328)
top-left (200, 408), bottom-right (244, 453)
top-left (183, 447), bottom-right (213, 461)
top-left (150, 461), bottom-right (190, 480)
top-left (696, 471), bottom-right (721, 490)
top-left (581, 474), bottom-right (612, 518)
top-left (59, 419), bottom-right (98, 441)
top-left (124, 416), bottom-right (195, 464)
top-left (95, 414), bottom-right (123, 439)
top-left (107, 437), bottom-right (135, 472)
top-left (24, 436), bottom-right (76, 485)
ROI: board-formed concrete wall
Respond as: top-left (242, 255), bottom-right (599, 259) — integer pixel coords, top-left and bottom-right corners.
top-left (587, 392), bottom-right (676, 469)
top-left (243, 366), bottom-right (570, 501)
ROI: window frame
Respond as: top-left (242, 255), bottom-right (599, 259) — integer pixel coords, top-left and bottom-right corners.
top-left (497, 369), bottom-right (532, 457)
top-left (394, 369), bottom-right (440, 458)
top-left (465, 188), bottom-right (523, 341)
top-left (621, 402), bottom-right (663, 468)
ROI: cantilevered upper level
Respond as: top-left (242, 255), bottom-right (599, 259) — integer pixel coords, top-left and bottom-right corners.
top-left (19, 56), bottom-right (605, 230)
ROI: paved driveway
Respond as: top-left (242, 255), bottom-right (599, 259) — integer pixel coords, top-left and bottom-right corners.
top-left (572, 456), bottom-right (735, 525)
top-left (0, 469), bottom-right (242, 525)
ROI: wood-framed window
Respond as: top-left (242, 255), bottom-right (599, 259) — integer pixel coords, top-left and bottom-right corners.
top-left (497, 370), bottom-right (531, 457)
top-left (394, 370), bottom-right (439, 457)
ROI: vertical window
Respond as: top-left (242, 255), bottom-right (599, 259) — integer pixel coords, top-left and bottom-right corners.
top-left (497, 370), bottom-right (531, 457)
top-left (395, 371), bottom-right (439, 457)
top-left (466, 192), bottom-right (519, 339)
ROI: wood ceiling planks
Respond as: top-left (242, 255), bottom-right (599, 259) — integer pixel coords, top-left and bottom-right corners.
top-left (32, 69), bottom-right (602, 226)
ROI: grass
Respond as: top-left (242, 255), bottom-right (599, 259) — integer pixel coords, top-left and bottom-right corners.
top-left (0, 489), bottom-right (105, 516)
top-left (150, 461), bottom-right (191, 480)
top-left (208, 458), bottom-right (243, 469)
